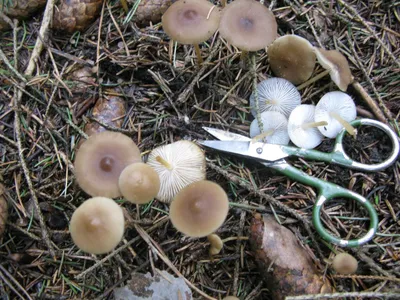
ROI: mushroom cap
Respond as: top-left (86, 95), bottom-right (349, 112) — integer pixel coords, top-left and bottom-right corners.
top-left (70, 197), bottom-right (125, 254)
top-left (219, 0), bottom-right (277, 51)
top-left (268, 35), bottom-right (316, 85)
top-left (288, 105), bottom-right (323, 149)
top-left (222, 297), bottom-right (240, 300)
top-left (332, 252), bottom-right (358, 275)
top-left (147, 140), bottom-right (206, 203)
top-left (74, 131), bottom-right (141, 198)
top-left (208, 233), bottom-right (223, 255)
top-left (314, 48), bottom-right (353, 91)
top-left (249, 78), bottom-right (301, 118)
top-left (161, 0), bottom-right (221, 44)
top-left (118, 163), bottom-right (161, 204)
top-left (249, 111), bottom-right (289, 145)
top-left (315, 91), bottom-right (357, 138)
top-left (170, 180), bottom-right (229, 237)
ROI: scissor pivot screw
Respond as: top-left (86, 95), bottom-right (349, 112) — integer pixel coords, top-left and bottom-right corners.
top-left (256, 148), bottom-right (263, 154)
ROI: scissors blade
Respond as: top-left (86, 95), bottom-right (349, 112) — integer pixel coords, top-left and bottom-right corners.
top-left (199, 140), bottom-right (290, 162)
top-left (202, 127), bottom-right (251, 142)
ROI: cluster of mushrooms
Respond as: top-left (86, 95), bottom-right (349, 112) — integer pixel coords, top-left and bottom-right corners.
top-left (70, 131), bottom-right (228, 255)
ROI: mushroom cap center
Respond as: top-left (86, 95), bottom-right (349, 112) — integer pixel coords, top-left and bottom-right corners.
top-left (183, 9), bottom-right (198, 22)
top-left (239, 17), bottom-right (254, 30)
top-left (99, 156), bottom-right (115, 172)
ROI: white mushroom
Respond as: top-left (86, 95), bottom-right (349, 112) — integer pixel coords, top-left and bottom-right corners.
top-left (288, 105), bottom-right (325, 149)
top-left (146, 140), bottom-right (206, 203)
top-left (249, 111), bottom-right (289, 145)
top-left (315, 91), bottom-right (357, 138)
top-left (249, 78), bottom-right (301, 118)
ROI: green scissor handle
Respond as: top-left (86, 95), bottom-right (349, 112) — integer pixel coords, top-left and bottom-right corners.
top-left (271, 162), bottom-right (378, 247)
top-left (281, 119), bottom-right (400, 172)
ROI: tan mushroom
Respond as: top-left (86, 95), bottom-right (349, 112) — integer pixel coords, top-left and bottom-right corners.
top-left (268, 35), bottom-right (316, 85)
top-left (314, 48), bottom-right (353, 91)
top-left (162, 0), bottom-right (221, 64)
top-left (170, 180), bottom-right (229, 237)
top-left (146, 140), bottom-right (206, 203)
top-left (208, 233), bottom-right (223, 255)
top-left (74, 131), bottom-right (141, 198)
top-left (219, 0), bottom-right (277, 52)
top-left (69, 197), bottom-right (125, 254)
top-left (118, 163), bottom-right (161, 205)
top-left (332, 252), bottom-right (358, 275)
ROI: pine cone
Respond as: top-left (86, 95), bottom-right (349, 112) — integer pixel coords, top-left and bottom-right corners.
top-left (0, 184), bottom-right (8, 238)
top-left (53, 0), bottom-right (103, 33)
top-left (134, 0), bottom-right (175, 25)
top-left (0, 0), bottom-right (46, 31)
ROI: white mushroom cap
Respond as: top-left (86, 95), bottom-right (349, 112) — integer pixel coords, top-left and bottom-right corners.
top-left (146, 140), bottom-right (206, 203)
top-left (249, 78), bottom-right (301, 118)
top-left (315, 91), bottom-right (356, 138)
top-left (288, 105), bottom-right (323, 149)
top-left (249, 111), bottom-right (289, 145)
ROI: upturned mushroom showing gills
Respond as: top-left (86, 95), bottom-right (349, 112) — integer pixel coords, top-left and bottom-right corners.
top-left (249, 78), bottom-right (301, 118)
top-left (314, 48), bottom-right (353, 91)
top-left (118, 163), bottom-right (161, 205)
top-left (332, 252), bottom-right (358, 275)
top-left (170, 180), bottom-right (229, 237)
top-left (315, 91), bottom-right (357, 138)
top-left (219, 0), bottom-right (277, 52)
top-left (147, 140), bottom-right (206, 203)
top-left (249, 111), bottom-right (289, 145)
top-left (161, 0), bottom-right (221, 64)
top-left (268, 35), bottom-right (316, 85)
top-left (288, 105), bottom-right (325, 149)
top-left (70, 197), bottom-right (125, 254)
top-left (74, 131), bottom-right (141, 198)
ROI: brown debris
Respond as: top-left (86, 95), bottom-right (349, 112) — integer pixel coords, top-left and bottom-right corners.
top-left (52, 0), bottom-right (103, 33)
top-left (134, 0), bottom-right (175, 26)
top-left (0, 0), bottom-right (46, 30)
top-left (0, 183), bottom-right (8, 238)
top-left (249, 214), bottom-right (331, 300)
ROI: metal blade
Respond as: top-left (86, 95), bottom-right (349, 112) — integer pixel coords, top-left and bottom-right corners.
top-left (199, 140), bottom-right (290, 162)
top-left (202, 127), bottom-right (250, 142)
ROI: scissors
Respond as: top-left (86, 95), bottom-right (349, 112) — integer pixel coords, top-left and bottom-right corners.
top-left (199, 119), bottom-right (399, 247)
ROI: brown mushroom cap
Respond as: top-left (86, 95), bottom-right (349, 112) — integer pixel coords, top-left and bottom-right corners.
top-left (74, 131), bottom-right (141, 198)
top-left (118, 163), bottom-right (161, 204)
top-left (70, 197), bottom-right (125, 254)
top-left (332, 252), bottom-right (358, 275)
top-left (161, 0), bottom-right (221, 44)
top-left (219, 0), bottom-right (277, 51)
top-left (268, 35), bottom-right (316, 85)
top-left (314, 48), bottom-right (353, 91)
top-left (170, 180), bottom-right (229, 237)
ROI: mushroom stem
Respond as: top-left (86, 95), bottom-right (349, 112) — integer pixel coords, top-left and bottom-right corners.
top-left (155, 156), bottom-right (173, 170)
top-left (330, 112), bottom-right (357, 136)
top-left (208, 234), bottom-right (223, 255)
top-left (194, 44), bottom-right (203, 65)
top-left (301, 121), bottom-right (328, 130)
top-left (251, 54), bottom-right (264, 136)
top-left (120, 0), bottom-right (129, 13)
top-left (251, 129), bottom-right (274, 143)
top-left (221, 0), bottom-right (226, 7)
top-left (241, 50), bottom-right (249, 62)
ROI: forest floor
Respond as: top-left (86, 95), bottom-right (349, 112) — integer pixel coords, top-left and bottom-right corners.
top-left (0, 0), bottom-right (399, 299)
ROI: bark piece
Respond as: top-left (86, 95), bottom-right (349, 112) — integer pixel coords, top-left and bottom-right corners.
top-left (52, 0), bottom-right (103, 33)
top-left (0, 0), bottom-right (47, 31)
top-left (249, 214), bottom-right (331, 300)
top-left (134, 0), bottom-right (175, 25)
top-left (0, 183), bottom-right (8, 238)
top-left (114, 270), bottom-right (192, 300)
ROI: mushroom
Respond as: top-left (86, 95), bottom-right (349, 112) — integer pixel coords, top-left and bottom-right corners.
top-left (161, 0), bottom-right (221, 64)
top-left (267, 35), bottom-right (316, 85)
top-left (332, 252), bottom-right (358, 275)
top-left (170, 180), bottom-right (229, 237)
top-left (249, 78), bottom-right (301, 118)
top-left (74, 131), bottom-right (141, 198)
top-left (288, 105), bottom-right (326, 149)
top-left (146, 140), bottom-right (206, 203)
top-left (249, 111), bottom-right (289, 145)
top-left (69, 197), bottom-right (125, 254)
top-left (118, 163), bottom-right (161, 205)
top-left (315, 91), bottom-right (357, 138)
top-left (314, 48), bottom-right (353, 91)
top-left (208, 233), bottom-right (223, 255)
top-left (219, 0), bottom-right (277, 53)
top-left (222, 297), bottom-right (239, 300)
